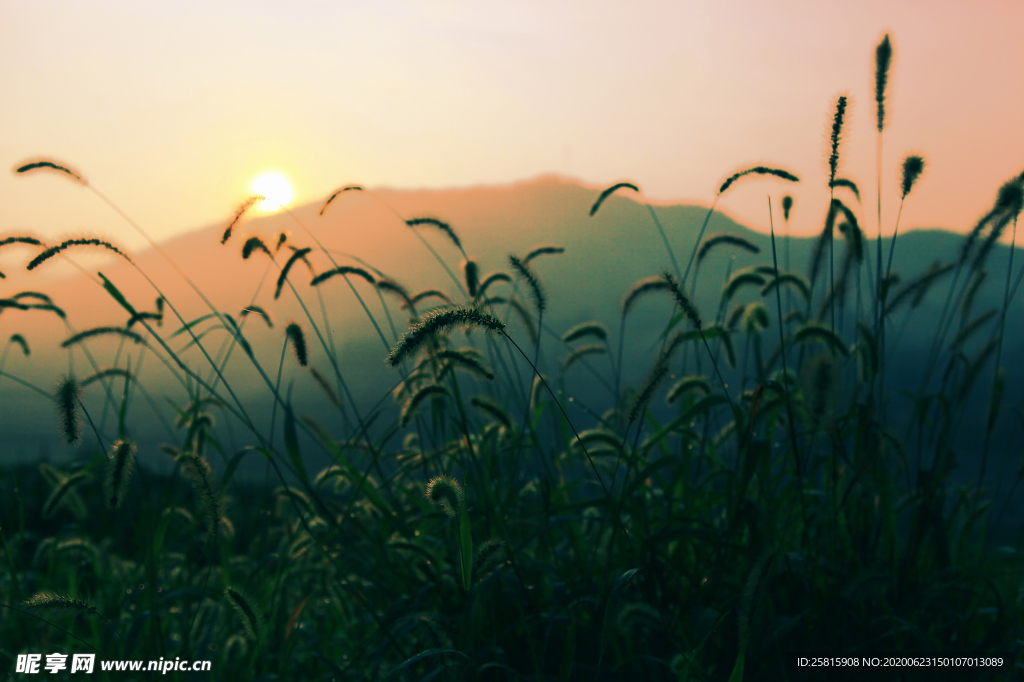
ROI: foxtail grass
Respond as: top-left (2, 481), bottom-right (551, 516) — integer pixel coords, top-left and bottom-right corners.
top-left (476, 272), bottom-right (511, 298)
top-left (285, 323), bottom-right (308, 367)
top-left (425, 474), bottom-right (463, 517)
top-left (319, 185), bottom-right (362, 216)
top-left (61, 327), bottom-right (146, 349)
top-left (5, 333), bottom-right (31, 357)
top-left (24, 592), bottom-right (97, 617)
top-left (310, 265), bottom-right (376, 287)
top-left (830, 178), bottom-right (861, 202)
top-left (463, 259), bottom-right (479, 298)
top-left (103, 438), bottom-right (136, 510)
top-left (434, 348), bottom-right (495, 381)
top-left (240, 306), bottom-right (273, 327)
top-left (0, 235), bottom-right (43, 249)
top-left (387, 306), bottom-right (506, 367)
top-left (221, 195), bottom-right (263, 245)
top-left (826, 96), bottom-right (848, 335)
top-left (408, 289), bottom-right (452, 309)
top-left (562, 321), bottom-right (608, 344)
top-left (27, 239), bottom-right (131, 271)
top-left (242, 236), bottom-right (271, 259)
top-left (41, 471), bottom-right (89, 519)
top-left (508, 255), bottom-right (546, 315)
top-left (54, 375), bottom-right (82, 445)
top-left (15, 160), bottom-right (84, 182)
top-left (523, 244), bottom-right (565, 263)
top-left (225, 587), bottom-right (264, 643)
top-left (588, 182), bottom-right (638, 217)
top-left (275, 248), bottom-right (312, 299)
top-left (406, 217), bottom-right (465, 256)
top-left (7, 33), bottom-right (1023, 680)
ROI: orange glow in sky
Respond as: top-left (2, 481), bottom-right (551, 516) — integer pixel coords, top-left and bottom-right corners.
top-left (1, 1), bottom-right (1021, 251)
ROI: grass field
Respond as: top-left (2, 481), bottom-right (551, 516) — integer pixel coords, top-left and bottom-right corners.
top-left (2, 34), bottom-right (1024, 681)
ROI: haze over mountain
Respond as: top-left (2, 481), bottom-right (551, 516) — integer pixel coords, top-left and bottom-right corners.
top-left (2, 177), bottom-right (1020, 515)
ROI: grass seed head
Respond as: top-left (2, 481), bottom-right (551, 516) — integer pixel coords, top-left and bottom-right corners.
top-left (477, 272), bottom-right (511, 298)
top-left (387, 305), bottom-right (506, 367)
top-left (622, 276), bottom-right (670, 316)
top-left (900, 155), bottom-right (925, 199)
top-left (562, 343), bottom-right (607, 371)
top-left (830, 178), bottom-right (861, 202)
top-left (15, 160), bottom-right (84, 183)
top-left (662, 272), bottom-right (702, 330)
top-left (406, 217), bottom-right (464, 254)
top-left (474, 539), bottom-right (506, 578)
top-left (0, 235), bottom-right (43, 250)
top-left (28, 238), bottom-right (131, 271)
top-left (400, 384), bottom-right (449, 427)
top-left (509, 254), bottom-right (547, 314)
top-left (529, 374), bottom-right (546, 415)
top-left (523, 244), bottom-right (565, 263)
top-left (275, 247), bottom-right (312, 299)
top-left (309, 367), bottom-right (342, 410)
top-left (24, 591), bottom-right (98, 617)
top-left (666, 375), bottom-right (712, 403)
top-left (425, 474), bottom-right (463, 517)
top-left (995, 178), bottom-right (1024, 216)
top-left (435, 348), bottom-right (494, 380)
top-left (828, 95), bottom-right (849, 187)
top-left (225, 587), bottom-right (264, 642)
top-left (42, 471), bottom-right (89, 519)
top-left (742, 303), bottom-right (770, 333)
top-left (562, 321), bottom-right (608, 344)
top-left (222, 195), bottom-right (262, 245)
top-left (408, 289), bottom-right (452, 310)
top-left (242, 236), bottom-right (271, 260)
top-left (180, 449), bottom-right (223, 540)
top-left (719, 166), bottom-right (799, 195)
top-left (9, 333), bottom-right (30, 356)
top-left (240, 306), bottom-right (273, 328)
top-left (62, 326), bottom-right (145, 349)
top-left (875, 34), bottom-right (893, 133)
top-left (104, 438), bottom-right (137, 510)
top-left (589, 182), bottom-right (639, 217)
top-left (463, 259), bottom-right (479, 298)
top-left (55, 374), bottom-right (81, 445)
top-left (630, 360), bottom-right (670, 425)
top-left (377, 279), bottom-right (417, 313)
top-left (319, 185), bottom-right (362, 216)
top-left (285, 323), bottom-right (308, 367)
top-left (311, 266), bottom-right (376, 287)
top-left (782, 195), bottom-right (794, 221)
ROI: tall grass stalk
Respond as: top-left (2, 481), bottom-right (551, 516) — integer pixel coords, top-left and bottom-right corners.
top-left (874, 35), bottom-right (892, 410)
top-left (978, 208), bottom-right (1019, 496)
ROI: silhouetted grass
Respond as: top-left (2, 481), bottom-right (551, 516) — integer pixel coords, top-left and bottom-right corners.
top-left (1, 34), bottom-right (1023, 682)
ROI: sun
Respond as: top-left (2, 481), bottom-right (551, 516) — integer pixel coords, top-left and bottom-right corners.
top-left (251, 172), bottom-right (293, 210)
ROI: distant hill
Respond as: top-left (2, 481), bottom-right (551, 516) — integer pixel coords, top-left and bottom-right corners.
top-left (2, 176), bottom-right (1021, 515)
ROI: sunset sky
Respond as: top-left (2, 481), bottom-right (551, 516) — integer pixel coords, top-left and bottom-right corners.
top-left (1, 0), bottom-right (1022, 253)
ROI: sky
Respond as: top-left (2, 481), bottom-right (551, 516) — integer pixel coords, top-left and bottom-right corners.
top-left (1, 0), bottom-right (1022, 253)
